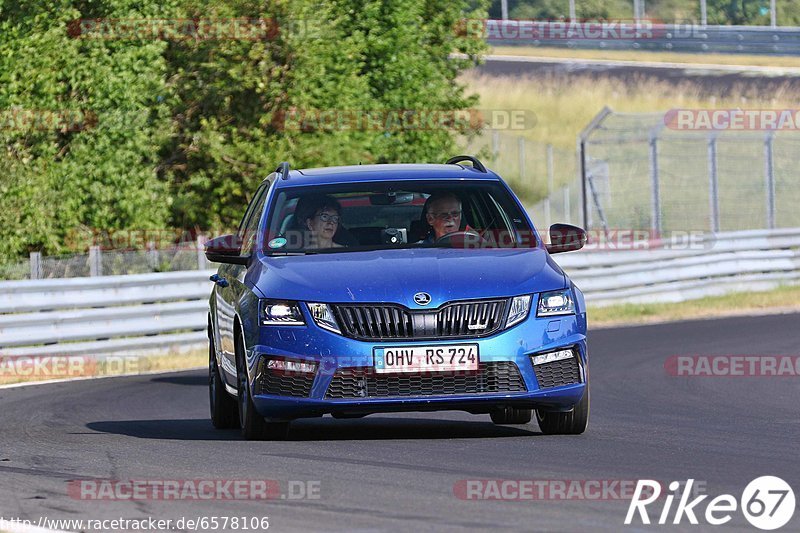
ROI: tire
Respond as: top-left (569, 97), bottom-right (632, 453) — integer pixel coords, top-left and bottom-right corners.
top-left (235, 330), bottom-right (289, 441)
top-left (209, 335), bottom-right (239, 429)
top-left (536, 383), bottom-right (590, 435)
top-left (490, 407), bottom-right (532, 425)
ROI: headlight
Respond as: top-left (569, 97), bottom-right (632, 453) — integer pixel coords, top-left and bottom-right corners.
top-left (260, 300), bottom-right (304, 326)
top-left (307, 303), bottom-right (341, 334)
top-left (537, 289), bottom-right (575, 317)
top-left (505, 295), bottom-right (532, 329)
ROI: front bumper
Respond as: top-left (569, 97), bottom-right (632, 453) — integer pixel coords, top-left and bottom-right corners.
top-left (246, 311), bottom-right (588, 421)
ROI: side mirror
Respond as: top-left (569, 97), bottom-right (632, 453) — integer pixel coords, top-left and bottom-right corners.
top-left (546, 224), bottom-right (587, 254)
top-left (205, 234), bottom-right (249, 265)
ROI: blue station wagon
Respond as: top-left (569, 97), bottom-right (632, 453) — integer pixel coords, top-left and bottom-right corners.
top-left (206, 156), bottom-right (589, 440)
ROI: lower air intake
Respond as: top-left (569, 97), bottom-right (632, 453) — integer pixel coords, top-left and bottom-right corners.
top-left (325, 361), bottom-right (526, 399)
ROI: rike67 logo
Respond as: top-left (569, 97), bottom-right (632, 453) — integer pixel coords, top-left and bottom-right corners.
top-left (626, 477), bottom-right (795, 530)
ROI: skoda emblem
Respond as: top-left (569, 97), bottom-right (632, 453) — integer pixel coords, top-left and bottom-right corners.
top-left (414, 292), bottom-right (432, 306)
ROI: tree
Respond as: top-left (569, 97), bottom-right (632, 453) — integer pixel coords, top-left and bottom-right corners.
top-left (0, 0), bottom-right (488, 262)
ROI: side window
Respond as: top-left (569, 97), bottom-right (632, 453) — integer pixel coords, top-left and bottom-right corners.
top-left (238, 181), bottom-right (271, 256)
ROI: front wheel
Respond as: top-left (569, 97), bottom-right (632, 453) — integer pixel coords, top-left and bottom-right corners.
top-left (236, 331), bottom-right (289, 441)
top-left (536, 383), bottom-right (589, 435)
top-left (209, 335), bottom-right (239, 429)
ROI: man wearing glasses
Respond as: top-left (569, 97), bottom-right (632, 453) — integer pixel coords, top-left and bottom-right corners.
top-left (420, 192), bottom-right (474, 243)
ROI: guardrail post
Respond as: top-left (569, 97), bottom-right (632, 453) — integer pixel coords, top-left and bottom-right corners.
top-left (29, 252), bottom-right (42, 280)
top-left (707, 134), bottom-right (720, 233)
top-left (765, 132), bottom-right (776, 229)
top-left (545, 144), bottom-right (554, 229)
top-left (197, 235), bottom-right (207, 270)
top-left (89, 246), bottom-right (103, 277)
top-left (649, 134), bottom-right (662, 235)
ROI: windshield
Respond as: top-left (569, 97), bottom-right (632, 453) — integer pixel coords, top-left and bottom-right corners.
top-left (263, 181), bottom-right (537, 255)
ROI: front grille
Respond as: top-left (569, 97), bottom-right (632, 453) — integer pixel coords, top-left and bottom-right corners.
top-left (325, 361), bottom-right (526, 399)
top-left (436, 300), bottom-right (506, 337)
top-left (533, 356), bottom-right (582, 389)
top-left (332, 305), bottom-right (413, 339)
top-left (256, 368), bottom-right (315, 397)
top-left (331, 299), bottom-right (508, 341)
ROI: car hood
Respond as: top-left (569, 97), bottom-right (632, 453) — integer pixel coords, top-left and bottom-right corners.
top-left (254, 248), bottom-right (566, 308)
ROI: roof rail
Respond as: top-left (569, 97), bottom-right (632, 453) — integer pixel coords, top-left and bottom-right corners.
top-left (276, 161), bottom-right (291, 180)
top-left (446, 155), bottom-right (487, 173)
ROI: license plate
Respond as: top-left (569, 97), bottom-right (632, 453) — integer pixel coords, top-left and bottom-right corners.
top-left (374, 344), bottom-right (479, 373)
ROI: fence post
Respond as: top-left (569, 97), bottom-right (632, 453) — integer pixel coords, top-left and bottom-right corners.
top-left (518, 137), bottom-right (525, 185)
top-left (765, 132), bottom-right (776, 229)
top-left (197, 235), bottom-right (207, 270)
top-left (29, 252), bottom-right (42, 280)
top-left (577, 106), bottom-right (613, 231)
top-left (147, 241), bottom-right (159, 271)
top-left (545, 144), bottom-right (554, 229)
top-left (89, 246), bottom-right (103, 277)
top-left (579, 140), bottom-right (589, 229)
top-left (491, 130), bottom-right (500, 159)
top-left (649, 133), bottom-right (662, 235)
top-left (707, 134), bottom-right (720, 233)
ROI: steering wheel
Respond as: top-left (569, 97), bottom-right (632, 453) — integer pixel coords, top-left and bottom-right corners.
top-left (435, 230), bottom-right (484, 248)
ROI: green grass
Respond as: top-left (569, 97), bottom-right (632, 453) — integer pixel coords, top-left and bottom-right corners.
top-left (589, 284), bottom-right (800, 328)
top-left (462, 72), bottom-right (800, 151)
top-left (490, 45), bottom-right (800, 69)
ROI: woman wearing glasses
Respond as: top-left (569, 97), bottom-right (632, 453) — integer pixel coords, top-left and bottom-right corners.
top-left (294, 194), bottom-right (345, 249)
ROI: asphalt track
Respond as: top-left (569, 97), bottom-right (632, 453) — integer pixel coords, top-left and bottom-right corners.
top-left (1, 313), bottom-right (798, 532)
top-left (473, 55), bottom-right (800, 95)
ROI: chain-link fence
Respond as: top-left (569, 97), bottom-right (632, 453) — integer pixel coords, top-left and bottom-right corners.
top-left (561, 108), bottom-right (800, 234)
top-left (462, 132), bottom-right (581, 227)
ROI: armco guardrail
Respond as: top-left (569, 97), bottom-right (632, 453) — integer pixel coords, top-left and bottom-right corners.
top-left (0, 270), bottom-right (215, 357)
top-left (556, 228), bottom-right (800, 306)
top-left (0, 229), bottom-right (798, 357)
top-left (487, 22), bottom-right (800, 55)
